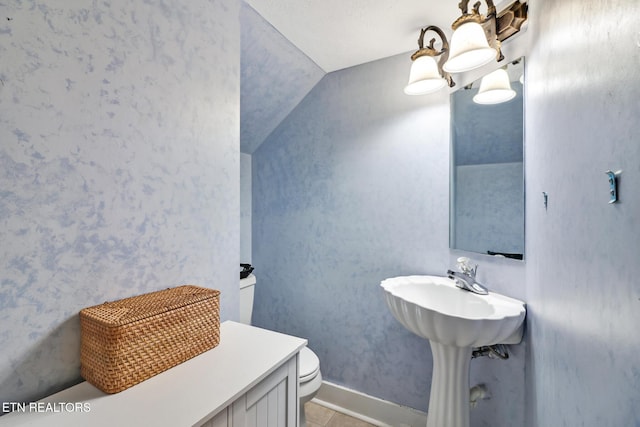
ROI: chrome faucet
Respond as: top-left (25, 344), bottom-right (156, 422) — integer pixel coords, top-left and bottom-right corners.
top-left (447, 257), bottom-right (488, 295)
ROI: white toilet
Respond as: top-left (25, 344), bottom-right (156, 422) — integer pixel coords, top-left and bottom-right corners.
top-left (240, 274), bottom-right (322, 427)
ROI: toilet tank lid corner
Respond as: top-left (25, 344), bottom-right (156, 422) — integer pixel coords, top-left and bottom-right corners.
top-left (240, 274), bottom-right (256, 289)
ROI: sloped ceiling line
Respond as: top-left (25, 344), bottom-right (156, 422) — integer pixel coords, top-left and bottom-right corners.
top-left (240, 3), bottom-right (325, 154)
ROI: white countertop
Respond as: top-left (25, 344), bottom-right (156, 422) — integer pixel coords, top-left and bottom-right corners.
top-left (0, 321), bottom-right (307, 427)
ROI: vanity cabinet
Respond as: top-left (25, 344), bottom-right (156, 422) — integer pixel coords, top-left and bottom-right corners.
top-left (199, 356), bottom-right (298, 427)
top-left (0, 321), bottom-right (306, 427)
top-left (232, 358), bottom-right (298, 427)
top-left (203, 410), bottom-right (231, 427)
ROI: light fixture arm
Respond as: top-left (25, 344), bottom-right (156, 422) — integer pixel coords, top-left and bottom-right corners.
top-left (410, 25), bottom-right (455, 88)
top-left (416, 25), bottom-right (449, 55)
top-left (457, 0), bottom-right (496, 17)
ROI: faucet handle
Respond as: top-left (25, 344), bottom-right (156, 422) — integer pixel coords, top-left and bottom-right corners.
top-left (456, 257), bottom-right (477, 277)
top-left (456, 257), bottom-right (471, 271)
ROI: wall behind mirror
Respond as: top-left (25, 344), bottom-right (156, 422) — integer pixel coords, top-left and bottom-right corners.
top-left (450, 58), bottom-right (525, 259)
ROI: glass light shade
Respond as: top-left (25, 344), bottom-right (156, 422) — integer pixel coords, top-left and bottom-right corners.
top-left (443, 22), bottom-right (496, 73)
top-left (473, 68), bottom-right (516, 104)
top-left (404, 55), bottom-right (447, 95)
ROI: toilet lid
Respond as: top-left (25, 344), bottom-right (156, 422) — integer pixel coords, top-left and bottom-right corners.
top-left (299, 346), bottom-right (320, 382)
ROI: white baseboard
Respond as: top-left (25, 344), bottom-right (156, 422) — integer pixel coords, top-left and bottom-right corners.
top-left (312, 381), bottom-right (428, 427)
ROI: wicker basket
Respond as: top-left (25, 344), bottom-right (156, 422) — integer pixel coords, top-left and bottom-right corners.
top-left (80, 285), bottom-right (220, 394)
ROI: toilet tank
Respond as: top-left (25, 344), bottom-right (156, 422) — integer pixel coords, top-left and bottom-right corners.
top-left (239, 274), bottom-right (256, 325)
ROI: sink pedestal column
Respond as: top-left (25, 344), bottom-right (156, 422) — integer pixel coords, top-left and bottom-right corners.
top-left (426, 342), bottom-right (473, 427)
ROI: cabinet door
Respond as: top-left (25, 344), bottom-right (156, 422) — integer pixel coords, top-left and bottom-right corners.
top-left (200, 407), bottom-right (230, 427)
top-left (232, 356), bottom-right (298, 427)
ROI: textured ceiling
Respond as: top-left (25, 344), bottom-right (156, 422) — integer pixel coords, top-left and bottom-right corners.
top-left (240, 0), bottom-right (528, 153)
top-left (245, 0), bottom-right (462, 72)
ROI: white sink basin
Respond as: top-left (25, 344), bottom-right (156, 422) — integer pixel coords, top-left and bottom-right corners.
top-left (381, 275), bottom-right (526, 427)
top-left (381, 275), bottom-right (526, 348)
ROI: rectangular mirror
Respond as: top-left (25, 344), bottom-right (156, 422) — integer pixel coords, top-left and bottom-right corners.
top-left (449, 58), bottom-right (525, 260)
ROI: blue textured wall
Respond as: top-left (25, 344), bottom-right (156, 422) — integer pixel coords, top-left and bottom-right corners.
top-left (525, 0), bottom-right (640, 425)
top-left (251, 51), bottom-right (528, 425)
top-left (250, 1), bottom-right (639, 426)
top-left (241, 153), bottom-right (252, 263)
top-left (0, 0), bottom-right (240, 404)
top-left (240, 3), bottom-right (324, 153)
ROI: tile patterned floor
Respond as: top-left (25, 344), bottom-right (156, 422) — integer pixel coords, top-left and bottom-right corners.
top-left (304, 401), bottom-right (377, 427)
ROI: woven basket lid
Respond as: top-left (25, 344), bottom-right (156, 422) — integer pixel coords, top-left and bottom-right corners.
top-left (80, 285), bottom-right (219, 326)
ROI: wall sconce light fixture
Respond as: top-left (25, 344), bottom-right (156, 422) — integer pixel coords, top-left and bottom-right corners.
top-left (404, 26), bottom-right (455, 95)
top-left (443, 0), bottom-right (528, 74)
top-left (472, 68), bottom-right (516, 104)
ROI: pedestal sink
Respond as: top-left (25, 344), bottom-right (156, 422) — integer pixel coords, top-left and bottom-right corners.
top-left (381, 275), bottom-right (525, 427)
